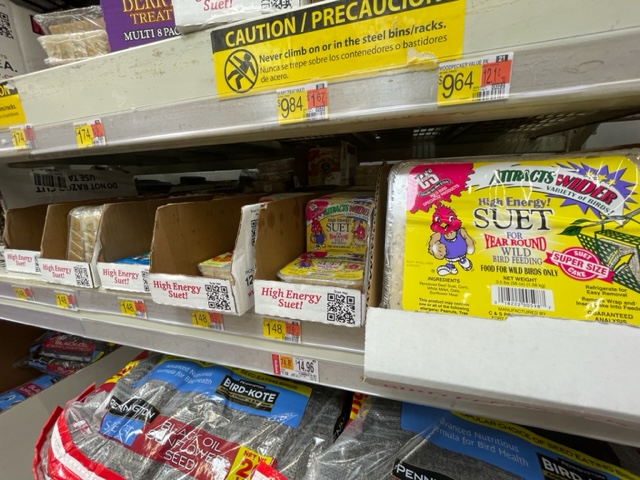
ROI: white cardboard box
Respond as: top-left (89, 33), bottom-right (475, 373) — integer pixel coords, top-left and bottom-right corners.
top-left (149, 196), bottom-right (263, 315)
top-left (0, 1), bottom-right (47, 79)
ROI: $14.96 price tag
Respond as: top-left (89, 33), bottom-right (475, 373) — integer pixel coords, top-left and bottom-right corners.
top-left (263, 318), bottom-right (301, 343)
top-left (74, 119), bottom-right (106, 148)
top-left (276, 81), bottom-right (328, 124)
top-left (272, 353), bottom-right (318, 383)
top-left (10, 124), bottom-right (35, 149)
top-left (119, 298), bottom-right (147, 318)
top-left (191, 310), bottom-right (224, 331)
top-left (438, 53), bottom-right (513, 106)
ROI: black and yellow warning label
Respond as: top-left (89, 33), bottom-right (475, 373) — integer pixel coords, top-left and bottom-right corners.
top-left (212, 0), bottom-right (465, 96)
top-left (0, 82), bottom-right (26, 129)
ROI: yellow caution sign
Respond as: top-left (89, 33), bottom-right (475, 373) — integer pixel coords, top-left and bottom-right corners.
top-left (212, 0), bottom-right (466, 97)
top-left (0, 82), bottom-right (26, 129)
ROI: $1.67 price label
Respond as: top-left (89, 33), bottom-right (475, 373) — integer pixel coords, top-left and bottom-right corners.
top-left (438, 53), bottom-right (513, 106)
top-left (276, 82), bottom-right (328, 125)
top-left (272, 353), bottom-right (318, 383)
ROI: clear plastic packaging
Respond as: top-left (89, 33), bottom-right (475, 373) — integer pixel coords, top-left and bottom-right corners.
top-left (67, 205), bottom-right (104, 263)
top-left (308, 143), bottom-right (357, 187)
top-left (382, 150), bottom-right (640, 326)
top-left (114, 252), bottom-right (150, 265)
top-left (278, 252), bottom-right (365, 289)
top-left (38, 30), bottom-right (110, 66)
top-left (34, 6), bottom-right (105, 35)
top-left (198, 250), bottom-right (233, 279)
top-left (43, 352), bottom-right (349, 480)
top-left (305, 396), bottom-right (640, 479)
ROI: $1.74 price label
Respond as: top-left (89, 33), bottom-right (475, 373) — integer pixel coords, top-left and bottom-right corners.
top-left (438, 53), bottom-right (513, 106)
top-left (74, 119), bottom-right (106, 148)
top-left (272, 353), bottom-right (318, 383)
top-left (10, 124), bottom-right (35, 149)
top-left (276, 82), bottom-right (328, 125)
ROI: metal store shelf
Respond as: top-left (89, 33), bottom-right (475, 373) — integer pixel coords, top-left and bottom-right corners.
top-left (1, 273), bottom-right (640, 447)
top-left (1, 1), bottom-right (640, 161)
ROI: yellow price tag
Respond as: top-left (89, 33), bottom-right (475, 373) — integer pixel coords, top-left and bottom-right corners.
top-left (279, 355), bottom-right (294, 371)
top-left (191, 310), bottom-right (211, 328)
top-left (75, 123), bottom-right (93, 148)
top-left (438, 64), bottom-right (482, 106)
top-left (10, 127), bottom-right (26, 148)
top-left (190, 311), bottom-right (224, 330)
top-left (277, 82), bottom-right (328, 125)
top-left (14, 287), bottom-right (33, 301)
top-left (55, 292), bottom-right (76, 310)
top-left (263, 318), bottom-right (286, 341)
top-left (119, 298), bottom-right (146, 318)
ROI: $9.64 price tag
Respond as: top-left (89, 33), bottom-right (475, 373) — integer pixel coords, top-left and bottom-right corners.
top-left (277, 82), bottom-right (328, 124)
top-left (10, 124), bottom-right (35, 149)
top-left (272, 353), bottom-right (318, 383)
top-left (191, 310), bottom-right (224, 331)
top-left (74, 119), bottom-right (106, 148)
top-left (438, 53), bottom-right (513, 106)
top-left (55, 291), bottom-right (77, 311)
top-left (263, 318), bottom-right (301, 343)
top-left (118, 298), bottom-right (147, 318)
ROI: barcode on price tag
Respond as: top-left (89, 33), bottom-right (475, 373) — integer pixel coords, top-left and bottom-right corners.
top-left (276, 82), bottom-right (328, 124)
top-left (118, 298), bottom-right (147, 318)
top-left (263, 318), bottom-right (301, 343)
top-left (55, 291), bottom-right (77, 311)
top-left (13, 286), bottom-right (34, 302)
top-left (438, 53), bottom-right (513, 106)
top-left (10, 124), bottom-right (35, 149)
top-left (74, 119), bottom-right (106, 148)
top-left (191, 310), bottom-right (224, 331)
top-left (271, 354), bottom-right (319, 383)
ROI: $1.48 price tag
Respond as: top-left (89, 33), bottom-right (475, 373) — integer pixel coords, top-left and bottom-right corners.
top-left (55, 291), bottom-right (77, 311)
top-left (191, 310), bottom-right (224, 331)
top-left (119, 298), bottom-right (147, 318)
top-left (13, 286), bottom-right (34, 302)
top-left (277, 81), bottom-right (328, 124)
top-left (10, 124), bottom-right (35, 149)
top-left (74, 119), bottom-right (106, 148)
top-left (263, 318), bottom-right (301, 343)
top-left (438, 53), bottom-right (513, 106)
top-left (272, 353), bottom-right (318, 383)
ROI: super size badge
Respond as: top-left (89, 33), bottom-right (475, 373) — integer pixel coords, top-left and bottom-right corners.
top-left (390, 153), bottom-right (640, 326)
top-left (211, 0), bottom-right (465, 96)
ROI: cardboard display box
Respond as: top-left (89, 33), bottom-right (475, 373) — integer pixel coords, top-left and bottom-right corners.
top-left (149, 194), bottom-right (265, 315)
top-left (253, 166), bottom-right (389, 327)
top-left (0, 0), bottom-right (47, 79)
top-left (3, 203), bottom-right (48, 275)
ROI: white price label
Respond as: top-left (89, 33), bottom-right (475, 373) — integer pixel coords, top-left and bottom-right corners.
top-left (271, 354), bottom-right (319, 383)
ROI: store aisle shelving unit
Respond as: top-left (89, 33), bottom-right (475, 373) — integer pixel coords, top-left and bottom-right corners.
top-left (1, 0), bottom-right (640, 453)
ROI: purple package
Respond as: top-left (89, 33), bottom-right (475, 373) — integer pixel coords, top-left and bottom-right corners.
top-left (100, 0), bottom-right (180, 52)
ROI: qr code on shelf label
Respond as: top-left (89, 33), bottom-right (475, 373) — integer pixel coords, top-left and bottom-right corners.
top-left (206, 283), bottom-right (232, 312)
top-left (326, 292), bottom-right (357, 325)
top-left (74, 265), bottom-right (91, 287)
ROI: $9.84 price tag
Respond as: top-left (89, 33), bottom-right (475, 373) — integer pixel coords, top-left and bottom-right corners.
top-left (277, 82), bottom-right (328, 124)
top-left (272, 353), bottom-right (318, 383)
top-left (438, 53), bottom-right (513, 106)
top-left (74, 119), bottom-right (106, 148)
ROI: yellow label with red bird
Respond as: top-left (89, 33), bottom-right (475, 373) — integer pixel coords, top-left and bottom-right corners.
top-left (402, 155), bottom-right (640, 324)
